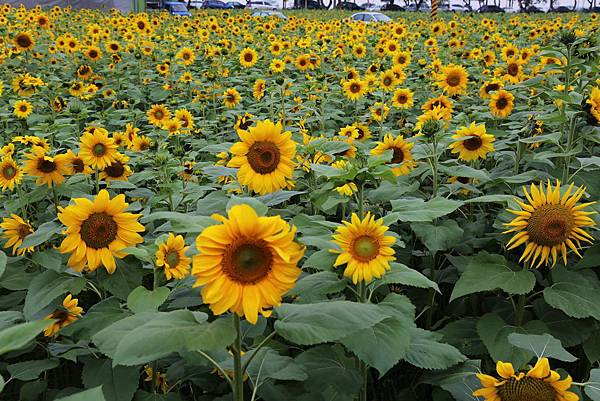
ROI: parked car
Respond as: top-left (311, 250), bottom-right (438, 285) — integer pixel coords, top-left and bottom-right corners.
top-left (228, 1), bottom-right (246, 7)
top-left (381, 3), bottom-right (405, 10)
top-left (361, 2), bottom-right (382, 10)
top-left (252, 10), bottom-right (287, 17)
top-left (405, 3), bottom-right (430, 11)
top-left (478, 4), bottom-right (505, 12)
top-left (524, 5), bottom-right (543, 12)
top-left (293, 0), bottom-right (328, 8)
top-left (551, 6), bottom-right (573, 12)
top-left (246, 0), bottom-right (278, 9)
top-left (336, 1), bottom-right (365, 10)
top-left (440, 2), bottom-right (470, 11)
top-left (164, 1), bottom-right (192, 15)
top-left (351, 11), bottom-right (392, 21)
top-left (586, 6), bottom-right (600, 11)
top-left (201, 0), bottom-right (234, 8)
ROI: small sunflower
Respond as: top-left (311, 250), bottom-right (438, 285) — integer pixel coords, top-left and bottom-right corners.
top-left (392, 88), bottom-right (414, 109)
top-left (379, 70), bottom-right (397, 92)
top-left (352, 122), bottom-right (372, 142)
top-left (490, 89), bottom-right (515, 118)
top-left (223, 88), bottom-right (241, 108)
top-left (191, 204), bottom-right (304, 324)
top-left (63, 150), bottom-right (92, 175)
top-left (239, 47), bottom-right (258, 68)
top-left (343, 79), bottom-right (366, 101)
top-left (78, 128), bottom-right (118, 170)
top-left (132, 136), bottom-right (152, 152)
top-left (0, 214), bottom-right (34, 256)
top-left (58, 190), bottom-right (145, 273)
top-left (147, 104), bottom-right (171, 127)
top-left (371, 134), bottom-right (416, 176)
top-left (228, 119), bottom-right (297, 195)
top-left (23, 148), bottom-right (69, 187)
top-left (474, 358), bottom-right (579, 401)
top-left (175, 109), bottom-right (194, 131)
top-left (449, 122), bottom-right (495, 161)
top-left (13, 100), bottom-right (33, 119)
top-left (253, 79), bottom-right (266, 101)
top-left (331, 212), bottom-right (396, 284)
top-left (100, 153), bottom-right (133, 182)
top-left (156, 233), bottom-right (191, 281)
top-left (43, 294), bottom-right (83, 337)
top-left (436, 64), bottom-right (469, 96)
top-left (504, 180), bottom-right (596, 268)
top-left (0, 157), bottom-right (23, 191)
top-left (14, 31), bottom-right (35, 52)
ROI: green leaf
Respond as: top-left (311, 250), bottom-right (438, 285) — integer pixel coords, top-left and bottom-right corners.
top-left (585, 369), bottom-right (600, 401)
top-left (140, 212), bottom-right (214, 233)
top-left (7, 359), bottom-right (59, 381)
top-left (127, 286), bottom-right (170, 313)
top-left (82, 359), bottom-right (139, 401)
top-left (463, 194), bottom-right (515, 204)
top-left (404, 328), bottom-right (466, 370)
top-left (373, 263), bottom-right (440, 292)
top-left (390, 197), bottom-right (463, 222)
top-left (422, 361), bottom-right (482, 401)
top-left (0, 250), bottom-right (6, 280)
top-left (0, 320), bottom-right (51, 355)
top-left (0, 373), bottom-right (4, 393)
top-left (226, 196), bottom-right (268, 216)
top-left (31, 249), bottom-right (65, 272)
top-left (287, 271), bottom-right (346, 298)
top-left (543, 269), bottom-right (600, 320)
top-left (19, 221), bottom-right (62, 249)
top-left (450, 252), bottom-right (535, 301)
top-left (0, 265), bottom-right (36, 290)
top-left (410, 220), bottom-right (464, 254)
top-left (97, 264), bottom-right (144, 300)
top-left (507, 333), bottom-right (577, 362)
top-left (63, 298), bottom-right (129, 340)
top-left (275, 301), bottom-right (389, 345)
top-left (94, 311), bottom-right (235, 366)
top-left (246, 348), bottom-right (308, 383)
top-left (476, 313), bottom-right (535, 368)
top-left (584, 332), bottom-right (600, 363)
top-left (302, 249), bottom-right (337, 271)
top-left (55, 386), bottom-right (106, 401)
top-left (23, 270), bottom-right (86, 319)
top-left (438, 318), bottom-right (486, 356)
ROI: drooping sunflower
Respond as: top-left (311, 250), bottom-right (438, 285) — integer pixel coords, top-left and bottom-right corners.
top-left (253, 79), bottom-right (266, 101)
top-left (392, 88), bottom-right (414, 109)
top-left (342, 79), bottom-right (366, 101)
top-left (147, 104), bottom-right (171, 127)
top-left (0, 157), bottom-right (23, 191)
top-left (0, 214), bottom-right (34, 256)
top-left (175, 109), bottom-right (194, 131)
top-left (14, 31), bottom-right (35, 52)
top-left (449, 122), bottom-right (495, 161)
top-left (132, 136), bottom-right (152, 152)
top-left (331, 212), bottom-right (396, 284)
top-left (371, 134), bottom-right (416, 176)
top-left (23, 148), bottom-right (69, 187)
top-left (436, 64), bottom-right (469, 96)
top-left (223, 88), bottom-right (241, 108)
top-left (191, 204), bottom-right (304, 324)
top-left (479, 80), bottom-right (504, 99)
top-left (78, 128), bottom-right (119, 170)
top-left (63, 150), bottom-right (92, 175)
top-left (156, 233), bottom-right (191, 281)
top-left (490, 89), bottom-right (515, 118)
top-left (43, 294), bottom-right (83, 337)
top-left (100, 153), bottom-right (133, 182)
top-left (57, 190), bottom-right (145, 274)
top-left (474, 358), bottom-right (579, 401)
top-left (228, 119), bottom-right (296, 195)
top-left (504, 180), bottom-right (596, 268)
top-left (13, 100), bottom-right (33, 119)
top-left (352, 122), bottom-right (372, 142)
top-left (239, 47), bottom-right (258, 68)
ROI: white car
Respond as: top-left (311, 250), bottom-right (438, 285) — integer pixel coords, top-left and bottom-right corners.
top-left (361, 3), bottom-right (382, 10)
top-left (246, 0), bottom-right (278, 9)
top-left (252, 10), bottom-right (287, 18)
top-left (351, 12), bottom-right (392, 22)
top-left (440, 3), bottom-right (472, 11)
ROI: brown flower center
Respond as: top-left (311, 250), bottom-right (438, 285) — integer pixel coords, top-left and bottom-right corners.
top-left (486, 83), bottom-right (500, 93)
top-left (72, 158), bottom-right (85, 173)
top-left (457, 176), bottom-right (470, 184)
top-left (16, 34), bottom-right (32, 48)
top-left (154, 110), bottom-right (164, 120)
top-left (38, 159), bottom-right (57, 173)
top-left (383, 77), bottom-right (392, 86)
top-left (247, 141), bottom-right (280, 174)
top-left (527, 204), bottom-right (574, 247)
top-left (243, 52), bottom-right (253, 62)
top-left (508, 63), bottom-right (519, 76)
top-left (238, 117), bottom-right (252, 130)
top-left (50, 309), bottom-right (71, 323)
top-left (165, 250), bottom-right (180, 268)
top-left (463, 136), bottom-right (483, 151)
top-left (397, 94), bottom-right (407, 103)
top-left (104, 161), bottom-right (125, 178)
top-left (498, 377), bottom-right (555, 401)
top-left (351, 235), bottom-right (380, 262)
top-left (391, 147), bottom-right (405, 164)
top-left (89, 49), bottom-right (98, 58)
top-left (80, 212), bottom-right (118, 249)
top-left (350, 83), bottom-right (361, 94)
top-left (17, 223), bottom-right (32, 239)
top-left (222, 240), bottom-right (272, 284)
top-left (496, 97), bottom-right (509, 110)
top-left (2, 165), bottom-right (16, 179)
top-left (446, 73), bottom-right (461, 87)
top-left (93, 143), bottom-right (106, 157)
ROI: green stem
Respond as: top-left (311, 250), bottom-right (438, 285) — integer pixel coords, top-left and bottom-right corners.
top-left (241, 330), bottom-right (277, 372)
top-left (515, 294), bottom-right (526, 327)
top-left (52, 185), bottom-right (60, 216)
top-left (233, 314), bottom-right (244, 401)
top-left (358, 281), bottom-right (368, 401)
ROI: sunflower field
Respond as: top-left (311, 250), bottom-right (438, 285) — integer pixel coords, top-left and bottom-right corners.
top-left (0, 4), bottom-right (600, 401)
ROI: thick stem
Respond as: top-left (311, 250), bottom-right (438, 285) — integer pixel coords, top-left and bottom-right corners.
top-left (515, 293), bottom-right (526, 327)
top-left (233, 314), bottom-right (244, 401)
top-left (358, 281), bottom-right (368, 401)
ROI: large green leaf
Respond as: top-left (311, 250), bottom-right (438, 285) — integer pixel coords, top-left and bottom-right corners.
top-left (82, 359), bottom-right (139, 401)
top-left (404, 328), bottom-right (466, 370)
top-left (274, 301), bottom-right (389, 346)
top-left (586, 369), bottom-right (600, 401)
top-left (287, 271), bottom-right (346, 298)
top-left (19, 221), bottom-right (62, 249)
top-left (410, 220), bottom-right (464, 254)
top-left (7, 359), bottom-right (59, 381)
top-left (389, 197), bottom-right (463, 222)
top-left (438, 318), bottom-right (486, 356)
top-left (422, 361), bottom-right (482, 401)
top-left (450, 252), bottom-right (535, 301)
top-left (23, 270), bottom-right (86, 319)
top-left (373, 263), bottom-right (440, 292)
top-left (507, 333), bottom-right (577, 362)
top-left (127, 286), bottom-right (170, 313)
top-left (0, 320), bottom-right (51, 355)
top-left (55, 386), bottom-right (106, 401)
top-left (0, 250), bottom-right (6, 280)
top-left (245, 347), bottom-right (308, 383)
top-left (94, 311), bottom-right (234, 366)
top-left (63, 298), bottom-right (130, 340)
top-left (543, 269), bottom-right (600, 320)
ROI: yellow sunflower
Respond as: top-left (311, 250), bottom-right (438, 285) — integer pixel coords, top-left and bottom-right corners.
top-left (223, 88), bottom-right (241, 108)
top-left (176, 47), bottom-right (195, 66)
top-left (474, 358), bottom-right (579, 401)
top-left (156, 233), bottom-right (191, 281)
top-left (63, 150), bottom-right (92, 175)
top-left (392, 88), bottom-right (414, 109)
top-left (0, 214), bottom-right (34, 256)
top-left (253, 79), bottom-right (266, 101)
top-left (99, 153), bottom-right (133, 182)
top-left (490, 89), bottom-right (515, 118)
top-left (0, 157), bottom-right (23, 191)
top-left (228, 119), bottom-right (296, 195)
top-left (239, 47), bottom-right (258, 68)
top-left (43, 294), bottom-right (83, 337)
top-left (191, 204), bottom-right (304, 324)
top-left (23, 148), bottom-right (69, 187)
top-left (436, 64), bottom-right (469, 96)
top-left (343, 79), bottom-right (366, 101)
top-left (78, 128), bottom-right (118, 170)
top-left (57, 190), bottom-right (145, 273)
top-left (147, 104), bottom-right (171, 127)
top-left (13, 99), bottom-right (33, 119)
top-left (14, 31), bottom-right (35, 52)
top-left (331, 212), bottom-right (396, 284)
top-left (504, 180), bottom-right (596, 268)
top-left (379, 70), bottom-right (397, 92)
top-left (371, 134), bottom-right (416, 176)
top-left (175, 109), bottom-right (194, 131)
top-left (449, 122), bottom-right (495, 161)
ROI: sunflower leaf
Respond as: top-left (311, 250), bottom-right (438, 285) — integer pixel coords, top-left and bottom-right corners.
top-left (19, 221), bottom-right (63, 249)
top-left (0, 320), bottom-right (51, 355)
top-left (127, 286), bottom-right (170, 313)
top-left (23, 270), bottom-right (87, 320)
top-left (585, 369), bottom-right (600, 401)
top-left (507, 333), bottom-right (577, 362)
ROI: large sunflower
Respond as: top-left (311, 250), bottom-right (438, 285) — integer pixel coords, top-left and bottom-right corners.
top-left (147, 104), bottom-right (171, 127)
top-left (0, 157), bottom-right (23, 191)
top-left (23, 148), bottom-right (69, 187)
top-left (156, 233), bottom-right (191, 281)
top-left (490, 89), bottom-right (515, 118)
top-left (78, 128), bottom-right (119, 170)
top-left (43, 294), bottom-right (83, 337)
top-left (331, 213), bottom-right (396, 283)
top-left (228, 119), bottom-right (296, 195)
top-left (474, 358), bottom-right (579, 401)
top-left (239, 47), bottom-right (258, 68)
top-left (0, 214), bottom-right (34, 256)
top-left (14, 31), bottom-right (35, 52)
top-left (191, 204), bottom-right (304, 324)
top-left (449, 122), bottom-right (495, 161)
top-left (504, 180), bottom-right (596, 268)
top-left (371, 134), bottom-right (416, 176)
top-left (57, 190), bottom-right (145, 274)
top-left (436, 64), bottom-right (469, 96)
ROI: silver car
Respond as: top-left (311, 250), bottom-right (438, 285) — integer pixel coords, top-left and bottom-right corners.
top-left (351, 12), bottom-right (392, 22)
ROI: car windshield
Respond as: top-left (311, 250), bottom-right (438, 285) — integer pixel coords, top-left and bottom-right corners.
top-left (170, 3), bottom-right (187, 10)
top-left (373, 13), bottom-right (390, 21)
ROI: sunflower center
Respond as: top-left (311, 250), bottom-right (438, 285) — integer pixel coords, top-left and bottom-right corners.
top-left (17, 223), bottom-right (33, 239)
top-left (16, 34), bottom-right (32, 48)
top-left (446, 73), bottom-right (461, 87)
top-left (383, 77), bottom-right (392, 86)
top-left (457, 176), bottom-right (470, 184)
top-left (19, 105), bottom-right (28, 112)
top-left (496, 97), bottom-right (509, 110)
top-left (80, 212), bottom-right (118, 249)
top-left (527, 204), bottom-right (574, 247)
top-left (397, 94), bottom-right (407, 103)
top-left (154, 110), bottom-right (164, 119)
top-left (72, 158), bottom-right (85, 173)
top-left (223, 240), bottom-right (273, 284)
top-left (508, 63), bottom-right (519, 76)
top-left (352, 235), bottom-right (380, 262)
top-left (38, 159), bottom-right (57, 173)
top-left (104, 161), bottom-right (124, 178)
top-left (498, 377), bottom-right (555, 401)
top-left (89, 50), bottom-right (98, 58)
top-left (50, 309), bottom-right (71, 322)
top-left (239, 118), bottom-right (252, 130)
top-left (244, 52), bottom-right (253, 62)
top-left (93, 143), bottom-right (106, 157)
top-left (486, 83), bottom-right (500, 93)
top-left (350, 83), bottom-right (361, 93)
top-left (247, 141), bottom-right (280, 174)
top-left (165, 250), bottom-right (180, 268)
top-left (391, 147), bottom-right (405, 164)
top-left (2, 165), bottom-right (16, 179)
top-left (463, 136), bottom-right (483, 151)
